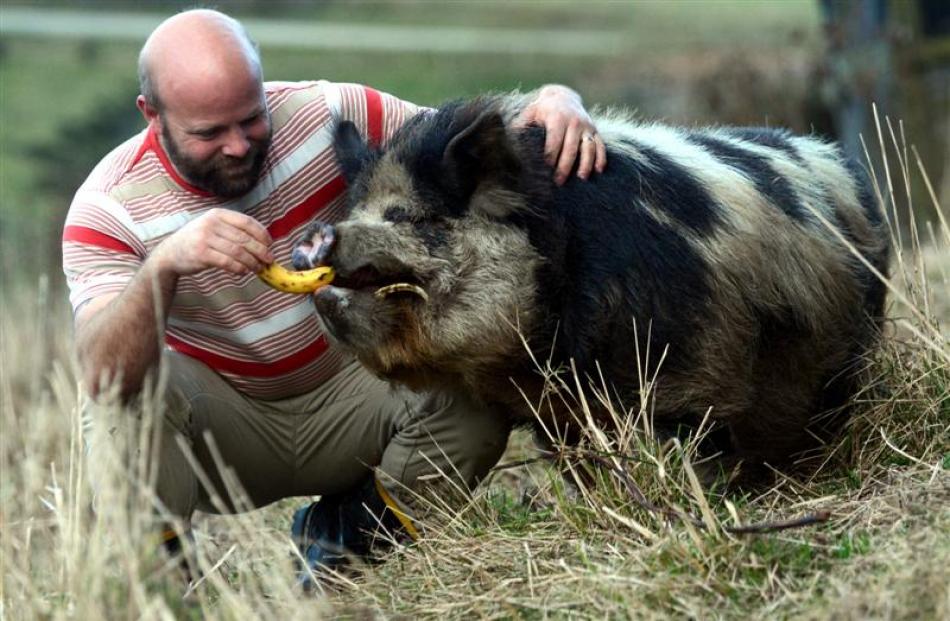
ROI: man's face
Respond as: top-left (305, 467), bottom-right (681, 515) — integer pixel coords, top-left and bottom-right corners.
top-left (161, 115), bottom-right (271, 198)
top-left (157, 85), bottom-right (273, 199)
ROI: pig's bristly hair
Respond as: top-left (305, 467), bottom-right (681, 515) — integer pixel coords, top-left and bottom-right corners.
top-left (325, 93), bottom-right (890, 466)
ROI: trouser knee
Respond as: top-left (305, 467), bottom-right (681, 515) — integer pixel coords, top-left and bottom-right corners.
top-left (380, 388), bottom-right (513, 493)
top-left (83, 354), bottom-right (204, 520)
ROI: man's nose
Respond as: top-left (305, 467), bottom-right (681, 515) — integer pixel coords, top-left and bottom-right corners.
top-left (221, 127), bottom-right (251, 158)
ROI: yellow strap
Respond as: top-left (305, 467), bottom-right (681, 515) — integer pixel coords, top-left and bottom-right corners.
top-left (374, 478), bottom-right (420, 541)
top-left (160, 527), bottom-right (180, 543)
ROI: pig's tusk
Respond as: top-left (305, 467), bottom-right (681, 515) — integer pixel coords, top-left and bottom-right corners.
top-left (374, 283), bottom-right (429, 302)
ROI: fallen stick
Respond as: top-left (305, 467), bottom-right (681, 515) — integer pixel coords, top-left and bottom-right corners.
top-left (493, 447), bottom-right (832, 535)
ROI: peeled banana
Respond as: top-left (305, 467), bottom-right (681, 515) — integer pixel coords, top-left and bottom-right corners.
top-left (257, 263), bottom-right (334, 294)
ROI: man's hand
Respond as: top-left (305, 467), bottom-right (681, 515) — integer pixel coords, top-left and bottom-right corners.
top-left (516, 85), bottom-right (607, 186)
top-left (152, 208), bottom-right (274, 276)
top-left (74, 209), bottom-right (273, 400)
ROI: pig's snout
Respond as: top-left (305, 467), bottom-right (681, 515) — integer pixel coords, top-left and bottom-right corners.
top-left (292, 222), bottom-right (336, 269)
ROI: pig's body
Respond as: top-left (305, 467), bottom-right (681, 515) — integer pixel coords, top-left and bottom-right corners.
top-left (297, 96), bottom-right (890, 464)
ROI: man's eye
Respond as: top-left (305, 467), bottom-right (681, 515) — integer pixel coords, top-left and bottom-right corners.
top-left (195, 129), bottom-right (219, 140)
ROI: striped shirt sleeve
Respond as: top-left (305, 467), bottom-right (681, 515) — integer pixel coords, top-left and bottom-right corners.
top-left (321, 81), bottom-right (422, 147)
top-left (62, 188), bottom-right (144, 313)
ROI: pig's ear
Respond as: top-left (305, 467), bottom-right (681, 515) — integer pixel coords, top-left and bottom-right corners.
top-left (442, 107), bottom-right (522, 210)
top-left (334, 121), bottom-right (373, 183)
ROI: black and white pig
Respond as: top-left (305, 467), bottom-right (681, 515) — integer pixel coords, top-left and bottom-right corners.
top-left (293, 95), bottom-right (890, 465)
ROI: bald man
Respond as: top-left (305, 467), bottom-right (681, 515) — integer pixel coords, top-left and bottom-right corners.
top-left (64, 9), bottom-right (606, 584)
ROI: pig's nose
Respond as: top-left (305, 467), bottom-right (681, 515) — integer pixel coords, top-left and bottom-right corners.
top-left (291, 243), bottom-right (315, 270)
top-left (292, 222), bottom-right (336, 269)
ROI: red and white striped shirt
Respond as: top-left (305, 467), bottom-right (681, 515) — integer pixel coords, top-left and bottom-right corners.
top-left (63, 81), bottom-right (419, 399)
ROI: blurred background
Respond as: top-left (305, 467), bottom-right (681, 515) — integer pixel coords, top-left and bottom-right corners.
top-left (1, 0), bottom-right (947, 292)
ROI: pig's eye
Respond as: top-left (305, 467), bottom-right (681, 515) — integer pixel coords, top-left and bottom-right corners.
top-left (415, 220), bottom-right (450, 252)
top-left (383, 206), bottom-right (416, 224)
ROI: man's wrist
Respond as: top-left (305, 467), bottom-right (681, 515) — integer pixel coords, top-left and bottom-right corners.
top-left (143, 245), bottom-right (180, 290)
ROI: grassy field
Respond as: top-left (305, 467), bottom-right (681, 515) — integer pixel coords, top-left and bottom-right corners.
top-left (1, 124), bottom-right (948, 618)
top-left (2, 3), bottom-right (948, 619)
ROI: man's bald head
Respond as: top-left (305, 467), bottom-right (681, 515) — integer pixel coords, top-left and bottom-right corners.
top-left (138, 9), bottom-right (262, 112)
top-left (135, 10), bottom-right (272, 198)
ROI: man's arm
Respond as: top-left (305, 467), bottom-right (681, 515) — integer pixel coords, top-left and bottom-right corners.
top-left (75, 208), bottom-right (273, 400)
top-left (75, 256), bottom-right (177, 400)
top-left (330, 82), bottom-right (605, 187)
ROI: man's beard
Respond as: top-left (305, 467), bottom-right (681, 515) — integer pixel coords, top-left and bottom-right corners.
top-left (162, 121), bottom-right (272, 199)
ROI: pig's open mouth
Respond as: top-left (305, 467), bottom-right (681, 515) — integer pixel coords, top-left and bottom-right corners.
top-left (331, 263), bottom-right (428, 302)
top-left (293, 223), bottom-right (429, 302)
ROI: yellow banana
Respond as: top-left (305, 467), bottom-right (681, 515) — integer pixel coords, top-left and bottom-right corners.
top-left (257, 263), bottom-right (335, 294)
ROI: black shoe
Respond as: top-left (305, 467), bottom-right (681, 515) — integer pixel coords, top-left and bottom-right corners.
top-left (291, 475), bottom-right (418, 588)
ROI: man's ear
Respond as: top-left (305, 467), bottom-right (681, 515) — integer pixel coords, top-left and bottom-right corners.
top-left (441, 104), bottom-right (522, 204)
top-left (333, 121), bottom-right (373, 183)
top-left (136, 95), bottom-right (159, 125)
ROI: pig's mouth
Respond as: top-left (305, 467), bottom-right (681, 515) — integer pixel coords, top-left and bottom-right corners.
top-left (329, 263), bottom-right (428, 302)
top-left (292, 223), bottom-right (428, 302)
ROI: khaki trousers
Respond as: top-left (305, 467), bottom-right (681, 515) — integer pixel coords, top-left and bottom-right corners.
top-left (85, 351), bottom-right (511, 519)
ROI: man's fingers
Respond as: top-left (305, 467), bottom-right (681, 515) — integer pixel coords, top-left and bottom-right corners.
top-left (237, 218), bottom-right (273, 248)
top-left (555, 122), bottom-right (583, 185)
top-left (577, 129), bottom-right (605, 180)
top-left (217, 227), bottom-right (274, 264)
top-left (240, 238), bottom-right (274, 266)
top-left (208, 237), bottom-right (266, 273)
top-left (544, 120), bottom-right (567, 168)
top-left (211, 250), bottom-right (253, 275)
top-left (204, 208), bottom-right (273, 265)
top-left (577, 132), bottom-right (596, 181)
top-left (210, 208), bottom-right (273, 246)
top-left (595, 134), bottom-right (607, 173)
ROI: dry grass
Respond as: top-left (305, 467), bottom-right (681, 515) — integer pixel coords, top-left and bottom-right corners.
top-left (2, 126), bottom-right (948, 619)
